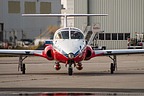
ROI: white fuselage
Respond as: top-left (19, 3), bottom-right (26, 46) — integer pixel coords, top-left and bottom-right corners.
top-left (53, 27), bottom-right (86, 58)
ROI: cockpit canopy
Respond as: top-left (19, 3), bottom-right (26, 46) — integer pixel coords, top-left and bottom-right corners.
top-left (54, 27), bottom-right (84, 39)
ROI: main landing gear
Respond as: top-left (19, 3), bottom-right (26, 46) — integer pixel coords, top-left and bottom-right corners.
top-left (18, 55), bottom-right (27, 74)
top-left (109, 55), bottom-right (117, 74)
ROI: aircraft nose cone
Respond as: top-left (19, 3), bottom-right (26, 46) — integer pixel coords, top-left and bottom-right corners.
top-left (68, 53), bottom-right (75, 59)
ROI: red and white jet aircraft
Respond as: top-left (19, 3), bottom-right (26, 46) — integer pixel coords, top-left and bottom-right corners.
top-left (1, 14), bottom-right (144, 75)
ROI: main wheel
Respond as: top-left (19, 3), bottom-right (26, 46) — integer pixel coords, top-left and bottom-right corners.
top-left (68, 67), bottom-right (73, 76)
top-left (22, 64), bottom-right (26, 74)
top-left (110, 63), bottom-right (115, 74)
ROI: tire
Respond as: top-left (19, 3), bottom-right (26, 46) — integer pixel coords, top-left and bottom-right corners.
top-left (110, 63), bottom-right (115, 74)
top-left (22, 64), bottom-right (26, 74)
top-left (68, 67), bottom-right (73, 76)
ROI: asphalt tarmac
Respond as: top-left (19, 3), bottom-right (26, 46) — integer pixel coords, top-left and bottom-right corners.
top-left (0, 54), bottom-right (144, 95)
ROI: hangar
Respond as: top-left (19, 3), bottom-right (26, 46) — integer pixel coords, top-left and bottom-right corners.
top-left (0, 0), bottom-right (61, 41)
top-left (0, 0), bottom-right (144, 49)
top-left (61, 0), bottom-right (144, 49)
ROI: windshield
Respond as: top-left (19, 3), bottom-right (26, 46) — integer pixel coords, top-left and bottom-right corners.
top-left (55, 31), bottom-right (69, 39)
top-left (71, 31), bottom-right (84, 39)
top-left (55, 28), bottom-right (84, 39)
top-left (61, 31), bottom-right (69, 39)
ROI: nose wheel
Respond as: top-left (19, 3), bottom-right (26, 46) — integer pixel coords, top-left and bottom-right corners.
top-left (67, 60), bottom-right (74, 76)
top-left (68, 66), bottom-right (73, 76)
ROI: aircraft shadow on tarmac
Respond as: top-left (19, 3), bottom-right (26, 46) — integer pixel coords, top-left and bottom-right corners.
top-left (0, 71), bottom-right (144, 76)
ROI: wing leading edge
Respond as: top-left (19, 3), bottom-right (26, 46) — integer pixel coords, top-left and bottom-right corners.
top-left (0, 49), bottom-right (43, 56)
top-left (94, 49), bottom-right (144, 56)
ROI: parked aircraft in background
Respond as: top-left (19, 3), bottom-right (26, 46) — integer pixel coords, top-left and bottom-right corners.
top-left (1, 14), bottom-right (144, 75)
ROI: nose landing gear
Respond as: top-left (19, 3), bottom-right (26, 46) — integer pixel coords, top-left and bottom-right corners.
top-left (67, 60), bottom-right (75, 76)
top-left (67, 61), bottom-right (83, 76)
top-left (68, 64), bottom-right (73, 76)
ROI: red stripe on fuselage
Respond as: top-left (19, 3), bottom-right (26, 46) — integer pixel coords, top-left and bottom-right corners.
top-left (53, 49), bottom-right (86, 63)
top-left (53, 49), bottom-right (68, 63)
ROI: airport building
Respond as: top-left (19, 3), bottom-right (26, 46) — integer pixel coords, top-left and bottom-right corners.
top-left (61, 0), bottom-right (144, 49)
top-left (0, 0), bottom-right (61, 41)
top-left (0, 0), bottom-right (144, 49)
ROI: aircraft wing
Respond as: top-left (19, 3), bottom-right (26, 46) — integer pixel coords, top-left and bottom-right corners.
top-left (94, 49), bottom-right (144, 56)
top-left (0, 49), bottom-right (43, 56)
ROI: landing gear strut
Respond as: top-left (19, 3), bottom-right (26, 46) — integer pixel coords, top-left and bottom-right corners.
top-left (18, 55), bottom-right (27, 74)
top-left (110, 63), bottom-right (115, 74)
top-left (68, 65), bottom-right (73, 76)
top-left (68, 60), bottom-right (74, 76)
top-left (109, 55), bottom-right (117, 74)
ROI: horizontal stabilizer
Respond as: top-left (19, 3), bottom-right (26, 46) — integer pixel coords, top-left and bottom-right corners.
top-left (22, 14), bottom-right (108, 17)
top-left (22, 13), bottom-right (108, 27)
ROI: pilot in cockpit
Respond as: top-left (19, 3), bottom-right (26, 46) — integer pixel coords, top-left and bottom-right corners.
top-left (71, 31), bottom-right (84, 39)
top-left (55, 31), bottom-right (69, 39)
